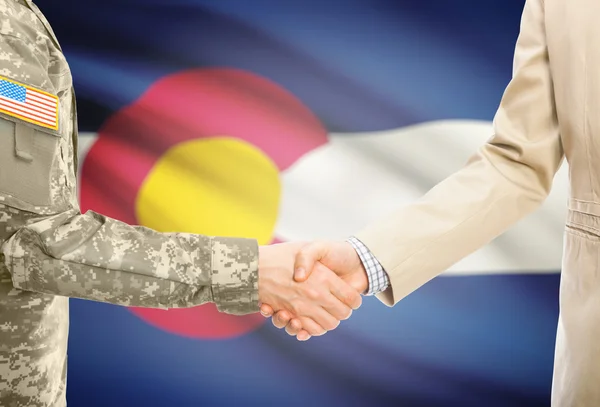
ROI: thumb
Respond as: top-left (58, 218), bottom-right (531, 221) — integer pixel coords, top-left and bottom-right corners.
top-left (294, 241), bottom-right (328, 282)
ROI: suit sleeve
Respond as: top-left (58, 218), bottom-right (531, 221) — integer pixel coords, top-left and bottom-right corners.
top-left (355, 0), bottom-right (564, 306)
top-left (1, 210), bottom-right (259, 315)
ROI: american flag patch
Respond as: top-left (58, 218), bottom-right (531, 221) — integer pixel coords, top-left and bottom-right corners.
top-left (0, 76), bottom-right (59, 131)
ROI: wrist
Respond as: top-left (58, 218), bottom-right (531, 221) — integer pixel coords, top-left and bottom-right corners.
top-left (257, 245), bottom-right (268, 303)
top-left (355, 263), bottom-right (369, 294)
top-left (211, 237), bottom-right (259, 315)
top-left (343, 241), bottom-right (369, 293)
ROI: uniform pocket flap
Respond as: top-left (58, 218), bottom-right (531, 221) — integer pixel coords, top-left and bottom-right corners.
top-left (0, 116), bottom-right (65, 212)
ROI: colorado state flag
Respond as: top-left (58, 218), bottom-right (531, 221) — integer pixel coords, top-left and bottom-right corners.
top-left (34, 0), bottom-right (562, 406)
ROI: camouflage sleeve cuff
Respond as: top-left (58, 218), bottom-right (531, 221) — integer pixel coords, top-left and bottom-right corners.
top-left (210, 237), bottom-right (259, 315)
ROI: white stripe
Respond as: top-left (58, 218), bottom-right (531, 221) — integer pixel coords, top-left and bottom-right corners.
top-left (0, 96), bottom-right (56, 121)
top-left (28, 90), bottom-right (56, 104)
top-left (10, 96), bottom-right (56, 117)
top-left (0, 100), bottom-right (55, 124)
top-left (77, 124), bottom-right (569, 277)
top-left (276, 120), bottom-right (568, 276)
top-left (76, 132), bottom-right (99, 201)
top-left (27, 96), bottom-right (56, 111)
top-left (25, 94), bottom-right (57, 109)
top-left (0, 99), bottom-right (55, 126)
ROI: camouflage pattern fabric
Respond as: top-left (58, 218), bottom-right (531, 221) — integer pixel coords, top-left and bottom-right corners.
top-left (0, 1), bottom-right (259, 405)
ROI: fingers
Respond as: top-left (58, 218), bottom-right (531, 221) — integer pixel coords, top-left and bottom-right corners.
top-left (268, 311), bottom-right (322, 340)
top-left (285, 318), bottom-right (303, 336)
top-left (308, 262), bottom-right (361, 312)
top-left (260, 303), bottom-right (274, 317)
top-left (270, 305), bottom-right (340, 340)
top-left (288, 321), bottom-right (312, 341)
top-left (278, 316), bottom-right (321, 339)
top-left (296, 330), bottom-right (312, 341)
top-left (328, 272), bottom-right (362, 310)
top-left (287, 264), bottom-right (359, 333)
top-left (287, 293), bottom-right (339, 333)
top-left (294, 241), bottom-right (329, 282)
top-left (318, 292), bottom-right (354, 322)
top-left (260, 241), bottom-right (362, 341)
top-left (271, 310), bottom-right (292, 329)
top-left (307, 306), bottom-right (340, 332)
top-left (296, 316), bottom-right (328, 337)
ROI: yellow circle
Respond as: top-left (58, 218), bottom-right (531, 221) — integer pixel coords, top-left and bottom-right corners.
top-left (136, 137), bottom-right (280, 244)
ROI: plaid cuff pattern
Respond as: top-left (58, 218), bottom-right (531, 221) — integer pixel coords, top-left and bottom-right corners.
top-left (347, 236), bottom-right (390, 296)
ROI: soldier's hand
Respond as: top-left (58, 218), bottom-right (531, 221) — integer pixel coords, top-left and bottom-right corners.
top-left (257, 242), bottom-right (362, 339)
top-left (260, 240), bottom-right (368, 340)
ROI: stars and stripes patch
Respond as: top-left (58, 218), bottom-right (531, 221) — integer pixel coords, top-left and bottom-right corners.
top-left (0, 76), bottom-right (59, 131)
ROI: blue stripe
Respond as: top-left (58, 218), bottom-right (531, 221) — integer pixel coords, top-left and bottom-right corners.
top-left (37, 0), bottom-right (523, 132)
top-left (66, 274), bottom-right (557, 407)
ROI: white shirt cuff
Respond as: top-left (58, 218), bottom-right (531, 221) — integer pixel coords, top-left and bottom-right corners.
top-left (347, 236), bottom-right (390, 296)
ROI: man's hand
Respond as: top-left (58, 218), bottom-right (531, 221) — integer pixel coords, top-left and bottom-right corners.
top-left (258, 242), bottom-right (362, 337)
top-left (260, 240), bottom-right (368, 340)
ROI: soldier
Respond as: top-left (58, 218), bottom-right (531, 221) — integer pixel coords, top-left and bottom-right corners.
top-left (0, 0), bottom-right (363, 405)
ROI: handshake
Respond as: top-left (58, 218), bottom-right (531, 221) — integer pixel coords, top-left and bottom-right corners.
top-left (257, 240), bottom-right (369, 341)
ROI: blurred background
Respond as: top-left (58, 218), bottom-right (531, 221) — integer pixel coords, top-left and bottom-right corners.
top-left (35, 0), bottom-right (567, 406)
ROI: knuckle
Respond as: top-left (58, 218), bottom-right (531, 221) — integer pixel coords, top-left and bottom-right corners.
top-left (316, 268), bottom-right (329, 281)
top-left (303, 320), bottom-right (322, 336)
top-left (291, 300), bottom-right (304, 316)
top-left (345, 293), bottom-right (357, 305)
top-left (298, 248), bottom-right (310, 259)
top-left (306, 326), bottom-right (320, 336)
top-left (298, 246), bottom-right (314, 261)
top-left (306, 288), bottom-right (320, 301)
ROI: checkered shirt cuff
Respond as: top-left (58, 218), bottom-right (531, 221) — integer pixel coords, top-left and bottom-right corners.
top-left (347, 236), bottom-right (390, 296)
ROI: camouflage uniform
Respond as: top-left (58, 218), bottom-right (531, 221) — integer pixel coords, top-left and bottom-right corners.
top-left (0, 0), bottom-right (259, 405)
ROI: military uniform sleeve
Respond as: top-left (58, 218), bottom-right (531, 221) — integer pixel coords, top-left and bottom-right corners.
top-left (1, 211), bottom-right (259, 314)
top-left (355, 0), bottom-right (564, 306)
top-left (0, 14), bottom-right (258, 315)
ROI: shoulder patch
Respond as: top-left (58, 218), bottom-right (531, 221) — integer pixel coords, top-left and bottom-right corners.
top-left (0, 76), bottom-right (59, 131)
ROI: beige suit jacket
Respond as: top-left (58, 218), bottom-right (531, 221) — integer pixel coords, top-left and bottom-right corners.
top-left (356, 0), bottom-right (598, 405)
